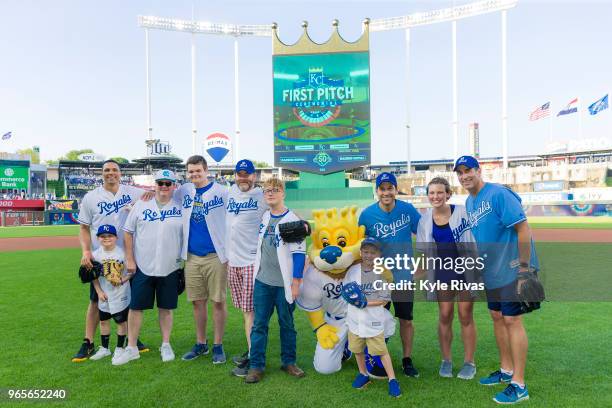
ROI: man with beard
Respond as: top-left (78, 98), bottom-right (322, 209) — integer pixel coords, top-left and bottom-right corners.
top-left (226, 160), bottom-right (268, 375)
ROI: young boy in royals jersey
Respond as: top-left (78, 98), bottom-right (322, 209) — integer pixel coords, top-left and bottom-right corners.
top-left (455, 155), bottom-right (538, 404)
top-left (358, 172), bottom-right (421, 378)
top-left (89, 224), bottom-right (132, 365)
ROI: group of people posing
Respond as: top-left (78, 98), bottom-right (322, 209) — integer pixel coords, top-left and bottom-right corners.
top-left (73, 154), bottom-right (538, 404)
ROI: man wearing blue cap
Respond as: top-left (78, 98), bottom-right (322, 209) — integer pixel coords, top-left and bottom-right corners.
top-left (226, 159), bottom-right (269, 375)
top-left (454, 155), bottom-right (539, 404)
top-left (358, 172), bottom-right (422, 378)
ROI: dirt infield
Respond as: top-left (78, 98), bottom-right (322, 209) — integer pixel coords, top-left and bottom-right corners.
top-left (0, 236), bottom-right (80, 252)
top-left (0, 228), bottom-right (610, 253)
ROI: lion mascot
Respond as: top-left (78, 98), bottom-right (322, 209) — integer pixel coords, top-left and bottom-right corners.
top-left (296, 207), bottom-right (395, 375)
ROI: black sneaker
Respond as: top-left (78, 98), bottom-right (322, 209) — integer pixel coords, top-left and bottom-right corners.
top-left (137, 339), bottom-right (150, 353)
top-left (402, 357), bottom-right (419, 378)
top-left (72, 339), bottom-right (95, 362)
top-left (231, 362), bottom-right (249, 377)
top-left (232, 351), bottom-right (249, 366)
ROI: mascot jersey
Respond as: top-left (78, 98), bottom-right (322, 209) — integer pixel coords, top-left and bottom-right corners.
top-left (78, 185), bottom-right (145, 250)
top-left (358, 200), bottom-right (421, 281)
top-left (93, 246), bottom-right (130, 314)
top-left (297, 264), bottom-right (351, 319)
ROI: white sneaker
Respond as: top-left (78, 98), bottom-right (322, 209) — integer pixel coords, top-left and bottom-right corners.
top-left (90, 347), bottom-right (111, 361)
top-left (111, 347), bottom-right (125, 364)
top-left (112, 346), bottom-right (140, 366)
top-left (160, 343), bottom-right (175, 362)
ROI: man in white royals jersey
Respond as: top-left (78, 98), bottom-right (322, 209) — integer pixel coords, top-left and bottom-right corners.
top-left (72, 159), bottom-right (152, 363)
top-left (226, 159), bottom-right (268, 373)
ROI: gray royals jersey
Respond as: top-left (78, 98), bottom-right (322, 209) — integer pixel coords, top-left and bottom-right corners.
top-left (123, 197), bottom-right (184, 277)
top-left (78, 185), bottom-right (145, 250)
top-left (93, 246), bottom-right (130, 314)
top-left (226, 184), bottom-right (268, 267)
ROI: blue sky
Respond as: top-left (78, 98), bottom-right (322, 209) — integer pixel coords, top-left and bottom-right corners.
top-left (1, 0), bottom-right (611, 164)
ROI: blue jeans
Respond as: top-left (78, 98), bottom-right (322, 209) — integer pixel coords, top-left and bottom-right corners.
top-left (249, 279), bottom-right (297, 370)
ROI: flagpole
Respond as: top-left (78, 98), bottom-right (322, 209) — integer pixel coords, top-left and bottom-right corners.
top-left (578, 97), bottom-right (583, 139)
top-left (548, 108), bottom-right (553, 144)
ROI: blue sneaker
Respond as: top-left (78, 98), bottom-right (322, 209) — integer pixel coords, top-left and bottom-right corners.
top-left (480, 370), bottom-right (512, 386)
top-left (181, 342), bottom-right (209, 361)
top-left (352, 373), bottom-right (371, 389)
top-left (212, 344), bottom-right (226, 364)
top-left (494, 383), bottom-right (529, 404)
top-left (388, 379), bottom-right (402, 398)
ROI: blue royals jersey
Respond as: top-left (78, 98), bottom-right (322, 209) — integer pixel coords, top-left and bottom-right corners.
top-left (188, 184), bottom-right (216, 256)
top-left (465, 183), bottom-right (539, 289)
top-left (358, 200), bottom-right (421, 282)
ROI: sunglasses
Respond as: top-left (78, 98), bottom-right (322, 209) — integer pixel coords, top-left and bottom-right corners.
top-left (263, 188), bottom-right (281, 195)
top-left (156, 181), bottom-right (173, 187)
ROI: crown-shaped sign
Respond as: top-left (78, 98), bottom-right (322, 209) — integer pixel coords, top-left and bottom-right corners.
top-left (273, 19), bottom-right (369, 56)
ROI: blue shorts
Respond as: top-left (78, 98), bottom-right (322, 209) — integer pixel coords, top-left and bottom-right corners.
top-left (486, 280), bottom-right (523, 317)
top-left (130, 269), bottom-right (179, 310)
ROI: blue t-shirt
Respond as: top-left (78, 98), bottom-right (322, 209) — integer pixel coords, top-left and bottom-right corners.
top-left (188, 183), bottom-right (216, 256)
top-left (358, 199), bottom-right (421, 282)
top-left (432, 205), bottom-right (461, 258)
top-left (465, 183), bottom-right (539, 289)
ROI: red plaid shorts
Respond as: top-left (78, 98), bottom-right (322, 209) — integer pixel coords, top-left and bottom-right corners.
top-left (228, 265), bottom-right (255, 312)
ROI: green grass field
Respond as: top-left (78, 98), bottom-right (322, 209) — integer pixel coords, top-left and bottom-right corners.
top-left (0, 225), bottom-right (80, 239)
top-left (1, 243), bottom-right (611, 407)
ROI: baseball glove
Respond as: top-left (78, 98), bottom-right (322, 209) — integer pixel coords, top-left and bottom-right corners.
top-left (104, 260), bottom-right (124, 287)
top-left (279, 220), bottom-right (311, 243)
top-left (517, 271), bottom-right (545, 313)
top-left (341, 281), bottom-right (368, 309)
top-left (176, 268), bottom-right (185, 295)
top-left (78, 261), bottom-right (103, 284)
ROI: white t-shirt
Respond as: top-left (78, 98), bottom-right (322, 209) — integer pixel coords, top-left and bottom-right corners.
top-left (226, 184), bottom-right (268, 267)
top-left (123, 197), bottom-right (184, 277)
top-left (93, 246), bottom-right (130, 314)
top-left (345, 264), bottom-right (394, 338)
top-left (78, 185), bottom-right (145, 250)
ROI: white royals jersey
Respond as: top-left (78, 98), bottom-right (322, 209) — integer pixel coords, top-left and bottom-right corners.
top-left (93, 246), bottom-right (130, 314)
top-left (78, 185), bottom-right (145, 250)
top-left (345, 264), bottom-right (394, 338)
top-left (297, 264), bottom-right (352, 320)
top-left (226, 184), bottom-right (268, 267)
top-left (123, 197), bottom-right (184, 277)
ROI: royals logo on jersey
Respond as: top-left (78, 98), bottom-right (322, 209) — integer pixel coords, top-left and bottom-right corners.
top-left (297, 265), bottom-right (352, 319)
top-left (97, 194), bottom-right (133, 216)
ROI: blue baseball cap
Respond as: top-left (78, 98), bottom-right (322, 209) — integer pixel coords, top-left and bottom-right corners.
top-left (96, 224), bottom-right (117, 237)
top-left (375, 172), bottom-right (397, 189)
top-left (453, 155), bottom-right (480, 171)
top-left (154, 169), bottom-right (176, 182)
top-left (361, 237), bottom-right (382, 251)
top-left (235, 159), bottom-right (255, 174)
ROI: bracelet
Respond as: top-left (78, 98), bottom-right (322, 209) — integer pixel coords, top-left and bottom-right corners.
top-left (313, 323), bottom-right (326, 333)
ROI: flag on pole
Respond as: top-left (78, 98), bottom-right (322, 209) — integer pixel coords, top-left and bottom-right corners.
top-left (1, 131), bottom-right (11, 140)
top-left (529, 102), bottom-right (550, 121)
top-left (588, 94), bottom-right (609, 115)
top-left (557, 98), bottom-right (579, 116)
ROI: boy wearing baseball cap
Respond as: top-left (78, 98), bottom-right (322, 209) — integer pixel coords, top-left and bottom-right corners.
top-left (89, 224), bottom-right (132, 364)
top-left (344, 238), bottom-right (400, 397)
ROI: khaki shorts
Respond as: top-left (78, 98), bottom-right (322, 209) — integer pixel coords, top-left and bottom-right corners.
top-left (185, 253), bottom-right (227, 303)
top-left (348, 331), bottom-right (388, 356)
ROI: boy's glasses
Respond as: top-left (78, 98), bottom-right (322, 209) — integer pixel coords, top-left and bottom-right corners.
top-left (156, 181), bottom-right (173, 187)
top-left (263, 188), bottom-right (281, 195)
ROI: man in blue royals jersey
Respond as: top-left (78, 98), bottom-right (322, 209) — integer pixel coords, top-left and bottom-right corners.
top-left (455, 155), bottom-right (538, 404)
top-left (358, 172), bottom-right (421, 378)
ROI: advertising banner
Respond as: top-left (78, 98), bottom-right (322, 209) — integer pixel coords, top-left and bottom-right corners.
top-left (0, 163), bottom-right (29, 189)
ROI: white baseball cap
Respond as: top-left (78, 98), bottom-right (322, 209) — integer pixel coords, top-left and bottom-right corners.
top-left (154, 169), bottom-right (177, 182)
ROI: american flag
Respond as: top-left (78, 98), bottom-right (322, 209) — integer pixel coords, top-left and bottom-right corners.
top-left (529, 102), bottom-right (550, 121)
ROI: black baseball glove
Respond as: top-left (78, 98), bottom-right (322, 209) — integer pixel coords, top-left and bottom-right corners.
top-left (176, 268), bottom-right (186, 295)
top-left (279, 220), bottom-right (311, 243)
top-left (517, 271), bottom-right (545, 313)
top-left (78, 261), bottom-right (103, 283)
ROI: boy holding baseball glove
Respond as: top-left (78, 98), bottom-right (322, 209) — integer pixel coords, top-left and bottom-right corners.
top-left (89, 224), bottom-right (132, 364)
top-left (343, 237), bottom-right (401, 398)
